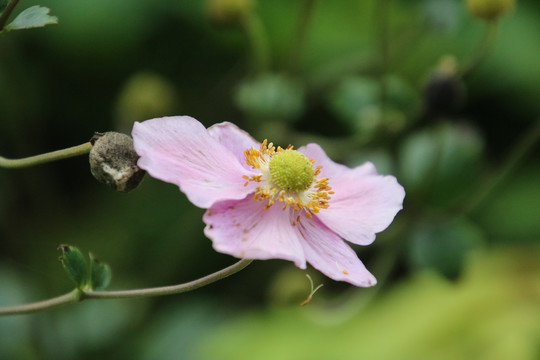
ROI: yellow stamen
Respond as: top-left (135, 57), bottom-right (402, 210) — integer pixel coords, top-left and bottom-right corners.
top-left (243, 139), bottom-right (332, 218)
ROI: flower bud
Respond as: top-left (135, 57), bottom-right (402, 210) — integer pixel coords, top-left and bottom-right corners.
top-left (115, 72), bottom-right (179, 133)
top-left (465, 0), bottom-right (515, 21)
top-left (423, 56), bottom-right (465, 117)
top-left (89, 132), bottom-right (145, 192)
top-left (207, 0), bottom-right (254, 27)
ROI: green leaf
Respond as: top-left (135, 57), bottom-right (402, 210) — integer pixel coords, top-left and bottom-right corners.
top-left (5, 6), bottom-right (58, 31)
top-left (234, 74), bottom-right (305, 122)
top-left (58, 244), bottom-right (88, 289)
top-left (88, 253), bottom-right (112, 291)
top-left (407, 219), bottom-right (485, 279)
top-left (398, 121), bottom-right (484, 208)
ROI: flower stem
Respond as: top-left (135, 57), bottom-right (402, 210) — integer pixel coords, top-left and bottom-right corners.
top-left (286, 0), bottom-right (317, 74)
top-left (375, 0), bottom-right (391, 106)
top-left (0, 142), bottom-right (92, 168)
top-left (461, 20), bottom-right (498, 79)
top-left (460, 118), bottom-right (540, 215)
top-left (0, 259), bottom-right (253, 316)
top-left (84, 259), bottom-right (253, 299)
top-left (0, 0), bottom-right (20, 32)
top-left (0, 289), bottom-right (81, 316)
top-left (241, 12), bottom-right (270, 73)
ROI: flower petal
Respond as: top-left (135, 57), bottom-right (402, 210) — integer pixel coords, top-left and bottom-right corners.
top-left (297, 216), bottom-right (377, 287)
top-left (204, 197), bottom-right (306, 268)
top-left (207, 122), bottom-right (259, 170)
top-left (132, 116), bottom-right (256, 208)
top-left (299, 143), bottom-right (377, 179)
top-left (300, 143), bottom-right (405, 245)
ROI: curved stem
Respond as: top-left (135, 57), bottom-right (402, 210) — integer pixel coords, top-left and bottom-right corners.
top-left (286, 0), bottom-right (317, 74)
top-left (0, 289), bottom-right (81, 316)
top-left (0, 0), bottom-right (20, 32)
top-left (84, 259), bottom-right (253, 299)
top-left (375, 0), bottom-right (391, 106)
top-left (241, 12), bottom-right (270, 73)
top-left (0, 142), bottom-right (92, 168)
top-left (0, 259), bottom-right (253, 316)
top-left (461, 20), bottom-right (498, 79)
top-left (459, 118), bottom-right (540, 216)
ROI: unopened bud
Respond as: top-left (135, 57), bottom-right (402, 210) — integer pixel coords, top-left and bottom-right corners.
top-left (465, 0), bottom-right (515, 21)
top-left (89, 132), bottom-right (145, 192)
top-left (207, 0), bottom-right (254, 27)
top-left (423, 56), bottom-right (465, 117)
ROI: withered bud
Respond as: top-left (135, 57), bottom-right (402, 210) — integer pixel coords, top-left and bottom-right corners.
top-left (89, 132), bottom-right (145, 192)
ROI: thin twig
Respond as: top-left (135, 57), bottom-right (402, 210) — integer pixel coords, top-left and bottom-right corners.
top-left (0, 0), bottom-right (21, 31)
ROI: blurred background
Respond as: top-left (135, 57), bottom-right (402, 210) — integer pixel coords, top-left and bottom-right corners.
top-left (1, 0), bottom-right (539, 359)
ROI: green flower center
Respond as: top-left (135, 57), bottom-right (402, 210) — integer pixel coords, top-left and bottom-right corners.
top-left (268, 149), bottom-right (314, 192)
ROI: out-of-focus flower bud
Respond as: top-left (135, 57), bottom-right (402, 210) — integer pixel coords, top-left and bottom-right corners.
top-left (235, 73), bottom-right (305, 122)
top-left (89, 132), bottom-right (145, 192)
top-left (207, 0), bottom-right (254, 27)
top-left (115, 72), bottom-right (179, 133)
top-left (423, 56), bottom-right (465, 117)
top-left (465, 0), bottom-right (515, 21)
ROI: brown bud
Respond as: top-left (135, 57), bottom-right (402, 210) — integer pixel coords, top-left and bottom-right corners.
top-left (89, 132), bottom-right (145, 192)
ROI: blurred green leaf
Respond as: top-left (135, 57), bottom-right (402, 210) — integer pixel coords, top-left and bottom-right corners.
top-left (58, 244), bottom-right (88, 289)
top-left (235, 74), bottom-right (305, 122)
top-left (476, 166), bottom-right (540, 241)
top-left (36, 299), bottom-right (144, 359)
top-left (399, 121), bottom-right (484, 208)
top-left (328, 76), bottom-right (418, 138)
top-left (328, 76), bottom-right (379, 127)
top-left (89, 253), bottom-right (112, 291)
top-left (408, 219), bottom-right (485, 279)
top-left (0, 267), bottom-right (34, 359)
top-left (4, 6), bottom-right (58, 32)
top-left (136, 299), bottom-right (226, 360)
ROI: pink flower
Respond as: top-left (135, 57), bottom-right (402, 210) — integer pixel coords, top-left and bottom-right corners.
top-left (132, 116), bottom-right (405, 286)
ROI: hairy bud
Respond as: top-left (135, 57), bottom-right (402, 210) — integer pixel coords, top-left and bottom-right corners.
top-left (89, 132), bottom-right (145, 192)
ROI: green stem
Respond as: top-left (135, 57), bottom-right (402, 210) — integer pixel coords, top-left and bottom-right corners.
top-left (461, 20), bottom-right (498, 79)
top-left (0, 142), bottom-right (92, 168)
top-left (0, 0), bottom-right (20, 32)
top-left (286, 0), bottom-right (317, 74)
top-left (0, 259), bottom-right (253, 316)
top-left (375, 0), bottom-right (391, 106)
top-left (241, 12), bottom-right (270, 73)
top-left (460, 118), bottom-right (540, 215)
top-left (84, 259), bottom-right (253, 299)
top-left (0, 289), bottom-right (81, 316)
